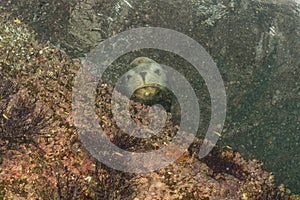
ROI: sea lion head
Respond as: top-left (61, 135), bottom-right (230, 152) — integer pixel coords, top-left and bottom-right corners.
top-left (120, 57), bottom-right (167, 103)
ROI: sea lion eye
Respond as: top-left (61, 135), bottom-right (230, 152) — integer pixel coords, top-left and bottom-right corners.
top-left (154, 69), bottom-right (160, 75)
top-left (127, 74), bottom-right (132, 80)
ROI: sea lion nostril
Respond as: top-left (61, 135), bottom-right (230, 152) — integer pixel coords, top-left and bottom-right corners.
top-left (139, 71), bottom-right (147, 81)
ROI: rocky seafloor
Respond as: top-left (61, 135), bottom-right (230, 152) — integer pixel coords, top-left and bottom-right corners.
top-left (0, 0), bottom-right (300, 199)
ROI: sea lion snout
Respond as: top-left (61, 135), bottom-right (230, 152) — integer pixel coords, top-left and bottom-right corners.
top-left (139, 71), bottom-right (147, 82)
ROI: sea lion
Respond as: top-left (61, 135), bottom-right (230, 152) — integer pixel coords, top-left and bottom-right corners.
top-left (119, 57), bottom-right (172, 108)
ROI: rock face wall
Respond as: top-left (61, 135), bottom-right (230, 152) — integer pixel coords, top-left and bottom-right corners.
top-left (2, 0), bottom-right (299, 193)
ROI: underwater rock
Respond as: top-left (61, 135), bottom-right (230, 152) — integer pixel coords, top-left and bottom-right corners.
top-left (1, 0), bottom-right (300, 195)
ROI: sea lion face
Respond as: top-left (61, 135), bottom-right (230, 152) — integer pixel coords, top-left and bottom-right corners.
top-left (120, 57), bottom-right (167, 103)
